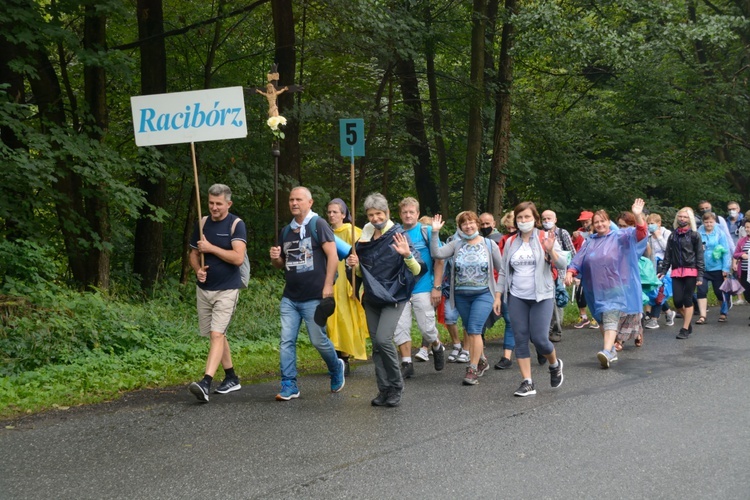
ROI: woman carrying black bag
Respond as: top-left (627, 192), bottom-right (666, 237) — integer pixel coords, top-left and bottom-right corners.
top-left (346, 193), bottom-right (421, 408)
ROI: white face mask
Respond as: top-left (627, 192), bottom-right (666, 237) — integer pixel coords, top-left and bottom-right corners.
top-left (542, 221), bottom-right (554, 230)
top-left (517, 221), bottom-right (535, 233)
top-left (729, 210), bottom-right (738, 218)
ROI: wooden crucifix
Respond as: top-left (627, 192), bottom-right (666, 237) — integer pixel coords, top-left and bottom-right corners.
top-left (252, 64), bottom-right (303, 237)
top-left (255, 64), bottom-right (303, 118)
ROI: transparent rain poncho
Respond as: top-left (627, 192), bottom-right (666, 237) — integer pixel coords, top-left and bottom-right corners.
top-left (568, 227), bottom-right (643, 323)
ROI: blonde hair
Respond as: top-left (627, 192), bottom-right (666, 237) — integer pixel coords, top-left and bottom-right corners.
top-left (674, 207), bottom-right (697, 231)
top-left (646, 213), bottom-right (662, 225)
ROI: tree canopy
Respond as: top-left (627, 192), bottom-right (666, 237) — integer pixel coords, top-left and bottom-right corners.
top-left (2, 0), bottom-right (749, 291)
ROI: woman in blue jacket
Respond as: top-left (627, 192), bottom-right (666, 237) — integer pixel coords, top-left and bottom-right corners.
top-left (696, 211), bottom-right (732, 324)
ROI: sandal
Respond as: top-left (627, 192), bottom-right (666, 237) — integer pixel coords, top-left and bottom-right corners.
top-left (695, 316), bottom-right (706, 325)
top-left (634, 335), bottom-right (643, 347)
top-left (718, 315), bottom-right (727, 322)
top-left (614, 341), bottom-right (623, 352)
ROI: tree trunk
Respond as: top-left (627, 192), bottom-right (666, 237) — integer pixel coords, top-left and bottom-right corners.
top-left (134, 0), bottom-right (168, 291)
top-left (395, 55), bottom-right (440, 215)
top-left (272, 0), bottom-right (299, 223)
top-left (83, 4), bottom-right (110, 290)
top-left (425, 7), bottom-right (450, 216)
top-left (462, 0), bottom-right (488, 213)
top-left (487, 0), bottom-right (517, 217)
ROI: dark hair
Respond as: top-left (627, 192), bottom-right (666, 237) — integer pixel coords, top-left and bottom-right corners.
top-left (702, 211), bottom-right (717, 222)
top-left (617, 211), bottom-right (636, 227)
top-left (513, 201), bottom-right (541, 229)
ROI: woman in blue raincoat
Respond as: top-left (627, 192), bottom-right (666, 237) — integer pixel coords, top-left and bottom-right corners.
top-left (564, 199), bottom-right (648, 369)
top-left (696, 211), bottom-right (732, 324)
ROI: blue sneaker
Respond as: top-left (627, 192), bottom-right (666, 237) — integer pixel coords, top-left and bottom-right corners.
top-left (331, 358), bottom-right (346, 393)
top-left (275, 381), bottom-right (300, 401)
top-left (597, 349), bottom-right (616, 369)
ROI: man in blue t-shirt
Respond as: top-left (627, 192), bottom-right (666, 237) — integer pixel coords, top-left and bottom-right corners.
top-left (269, 186), bottom-right (345, 401)
top-left (393, 197), bottom-right (445, 378)
top-left (187, 184), bottom-right (246, 403)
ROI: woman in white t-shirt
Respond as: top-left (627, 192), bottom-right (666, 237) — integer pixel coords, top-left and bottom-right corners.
top-left (497, 202), bottom-right (567, 397)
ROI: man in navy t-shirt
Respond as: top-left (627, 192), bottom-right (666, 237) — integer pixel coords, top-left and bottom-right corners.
top-left (187, 184), bottom-right (246, 402)
top-left (269, 186), bottom-right (345, 401)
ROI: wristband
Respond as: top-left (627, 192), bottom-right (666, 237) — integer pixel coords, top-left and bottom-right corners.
top-left (405, 253), bottom-right (414, 260)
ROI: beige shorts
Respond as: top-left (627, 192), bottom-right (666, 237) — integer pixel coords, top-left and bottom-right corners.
top-left (196, 287), bottom-right (240, 337)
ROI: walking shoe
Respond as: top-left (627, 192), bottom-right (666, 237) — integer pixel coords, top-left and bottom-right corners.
top-left (609, 347), bottom-right (618, 362)
top-left (432, 344), bottom-right (445, 371)
top-left (401, 361), bottom-right (415, 379)
top-left (188, 380), bottom-right (210, 402)
top-left (331, 358), bottom-right (346, 393)
top-left (371, 391), bottom-right (389, 407)
top-left (456, 350), bottom-right (470, 363)
top-left (462, 367), bottom-right (479, 385)
top-left (665, 310), bottom-right (676, 326)
top-left (494, 357), bottom-right (512, 370)
top-left (589, 318), bottom-right (600, 329)
top-left (597, 349), bottom-right (616, 369)
top-left (447, 345), bottom-right (462, 362)
top-left (537, 351), bottom-right (547, 366)
top-left (275, 381), bottom-right (300, 401)
top-left (214, 377), bottom-right (241, 394)
top-left (477, 357), bottom-right (489, 377)
top-left (676, 328), bottom-right (690, 339)
top-left (574, 316), bottom-right (590, 329)
top-left (385, 388), bottom-right (402, 407)
top-left (549, 359), bottom-right (564, 388)
top-left (644, 317), bottom-right (659, 329)
top-left (549, 331), bottom-right (562, 342)
top-left (513, 380), bottom-right (536, 397)
top-left (414, 346), bottom-right (430, 362)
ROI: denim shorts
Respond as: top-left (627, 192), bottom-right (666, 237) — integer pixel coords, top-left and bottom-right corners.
top-left (454, 289), bottom-right (494, 335)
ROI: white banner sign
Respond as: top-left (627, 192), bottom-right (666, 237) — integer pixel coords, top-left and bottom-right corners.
top-left (130, 86), bottom-right (248, 147)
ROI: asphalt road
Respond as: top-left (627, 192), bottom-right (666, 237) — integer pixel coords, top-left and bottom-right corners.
top-left (2, 309), bottom-right (750, 500)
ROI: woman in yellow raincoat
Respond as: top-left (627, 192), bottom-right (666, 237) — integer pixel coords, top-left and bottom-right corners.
top-left (326, 198), bottom-right (369, 374)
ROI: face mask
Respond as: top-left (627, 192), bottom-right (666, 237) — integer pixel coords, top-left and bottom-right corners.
top-left (648, 224), bottom-right (657, 234)
top-left (699, 208), bottom-right (710, 215)
top-left (458, 229), bottom-right (479, 240)
top-left (677, 219), bottom-right (689, 228)
top-left (372, 220), bottom-right (387, 230)
top-left (479, 227), bottom-right (493, 237)
top-left (542, 221), bottom-right (554, 230)
top-left (517, 221), bottom-right (535, 233)
top-left (729, 210), bottom-right (738, 218)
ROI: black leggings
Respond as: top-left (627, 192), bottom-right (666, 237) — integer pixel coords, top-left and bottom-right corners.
top-left (739, 269), bottom-right (750, 302)
top-left (575, 281), bottom-right (587, 308)
top-left (672, 276), bottom-right (697, 309)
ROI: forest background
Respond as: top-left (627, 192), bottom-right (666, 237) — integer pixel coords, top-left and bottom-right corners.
top-left (1, 0), bottom-right (749, 417)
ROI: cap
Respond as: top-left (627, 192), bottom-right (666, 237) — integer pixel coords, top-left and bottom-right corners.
top-left (314, 297), bottom-right (336, 326)
top-left (577, 211), bottom-right (594, 221)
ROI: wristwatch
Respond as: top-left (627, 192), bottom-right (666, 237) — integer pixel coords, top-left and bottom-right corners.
top-left (433, 285), bottom-right (441, 290)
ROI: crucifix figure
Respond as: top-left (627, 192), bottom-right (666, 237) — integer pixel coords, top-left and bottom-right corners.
top-left (255, 64), bottom-right (303, 118)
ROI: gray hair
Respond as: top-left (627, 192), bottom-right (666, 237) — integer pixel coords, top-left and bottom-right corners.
top-left (363, 192), bottom-right (389, 213)
top-left (208, 183), bottom-right (232, 201)
top-left (290, 186), bottom-right (312, 200)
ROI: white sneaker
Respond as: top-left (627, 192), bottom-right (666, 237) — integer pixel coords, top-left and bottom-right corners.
top-left (414, 346), bottom-right (430, 362)
top-left (447, 345), bottom-right (461, 362)
top-left (665, 310), bottom-right (676, 326)
top-left (644, 317), bottom-right (659, 329)
top-left (456, 350), bottom-right (470, 363)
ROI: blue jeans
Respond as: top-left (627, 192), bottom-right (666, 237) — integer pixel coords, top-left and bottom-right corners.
top-left (501, 298), bottom-right (515, 351)
top-left (454, 290), bottom-right (494, 335)
top-left (280, 297), bottom-right (339, 383)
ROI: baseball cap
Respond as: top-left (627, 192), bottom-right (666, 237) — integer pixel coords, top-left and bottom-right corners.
top-left (314, 297), bottom-right (336, 326)
top-left (577, 211), bottom-right (594, 221)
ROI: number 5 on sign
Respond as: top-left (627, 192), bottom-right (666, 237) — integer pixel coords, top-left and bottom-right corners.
top-left (339, 118), bottom-right (365, 157)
